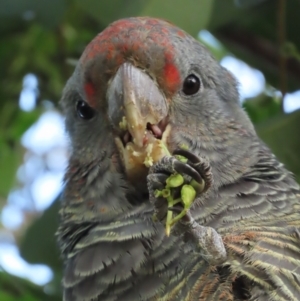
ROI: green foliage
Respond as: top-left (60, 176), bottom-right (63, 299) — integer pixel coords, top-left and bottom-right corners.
top-left (20, 200), bottom-right (61, 272)
top-left (0, 270), bottom-right (61, 301)
top-left (257, 110), bottom-right (300, 183)
top-left (76, 0), bottom-right (214, 36)
top-left (243, 94), bottom-right (282, 124)
top-left (0, 104), bottom-right (41, 197)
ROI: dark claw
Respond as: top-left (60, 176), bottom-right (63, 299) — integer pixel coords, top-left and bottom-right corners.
top-left (173, 149), bottom-right (201, 165)
top-left (173, 149), bottom-right (213, 192)
top-left (149, 156), bottom-right (202, 184)
top-left (173, 160), bottom-right (202, 184)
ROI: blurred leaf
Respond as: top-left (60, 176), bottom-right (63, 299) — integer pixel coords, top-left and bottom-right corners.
top-left (0, 0), bottom-right (67, 28)
top-left (19, 199), bottom-right (63, 297)
top-left (243, 95), bottom-right (282, 124)
top-left (256, 109), bottom-right (300, 182)
top-left (20, 200), bottom-right (62, 272)
top-left (0, 270), bottom-right (60, 301)
top-left (141, 0), bottom-right (215, 35)
top-left (0, 143), bottom-right (22, 198)
top-left (282, 42), bottom-right (300, 62)
top-left (0, 103), bottom-right (40, 197)
top-left (76, 0), bottom-right (215, 36)
top-left (0, 104), bottom-right (41, 141)
top-left (208, 0), bottom-right (252, 30)
top-left (76, 0), bottom-right (145, 26)
top-left (211, 0), bottom-right (300, 91)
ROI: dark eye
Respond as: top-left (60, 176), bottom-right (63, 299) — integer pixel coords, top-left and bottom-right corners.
top-left (182, 74), bottom-right (201, 95)
top-left (76, 100), bottom-right (95, 120)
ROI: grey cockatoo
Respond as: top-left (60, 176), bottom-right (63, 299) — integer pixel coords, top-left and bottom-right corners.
top-left (57, 17), bottom-right (300, 301)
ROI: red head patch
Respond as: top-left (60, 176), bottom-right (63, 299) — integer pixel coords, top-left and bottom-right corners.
top-left (80, 17), bottom-right (186, 105)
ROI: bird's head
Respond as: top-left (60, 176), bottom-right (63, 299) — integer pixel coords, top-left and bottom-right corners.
top-left (61, 17), bottom-right (257, 190)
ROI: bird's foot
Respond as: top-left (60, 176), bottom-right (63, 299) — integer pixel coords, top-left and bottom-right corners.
top-left (181, 211), bottom-right (227, 265)
top-left (147, 149), bottom-right (226, 265)
top-left (147, 149), bottom-right (212, 235)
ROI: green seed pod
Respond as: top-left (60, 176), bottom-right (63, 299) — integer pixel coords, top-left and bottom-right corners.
top-left (181, 184), bottom-right (196, 208)
top-left (175, 155), bottom-right (188, 163)
top-left (190, 179), bottom-right (205, 193)
top-left (179, 143), bottom-right (189, 150)
top-left (162, 188), bottom-right (171, 198)
top-left (166, 174), bottom-right (184, 188)
top-left (154, 189), bottom-right (163, 198)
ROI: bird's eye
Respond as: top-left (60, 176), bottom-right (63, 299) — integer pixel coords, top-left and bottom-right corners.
top-left (182, 74), bottom-right (201, 95)
top-left (76, 100), bottom-right (95, 120)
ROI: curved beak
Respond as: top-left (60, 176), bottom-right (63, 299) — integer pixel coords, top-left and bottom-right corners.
top-left (107, 63), bottom-right (168, 148)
